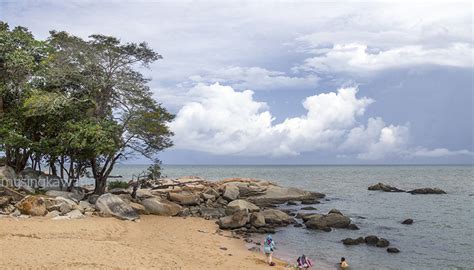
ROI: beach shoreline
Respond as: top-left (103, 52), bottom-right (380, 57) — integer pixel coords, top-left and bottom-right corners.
top-left (0, 215), bottom-right (290, 270)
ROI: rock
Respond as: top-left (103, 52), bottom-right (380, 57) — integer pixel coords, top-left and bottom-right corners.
top-left (247, 184), bottom-right (325, 206)
top-left (376, 238), bottom-right (390, 248)
top-left (18, 182), bottom-right (35, 194)
top-left (95, 193), bottom-right (139, 221)
top-left (250, 212), bottom-right (266, 227)
top-left (368, 183), bottom-right (405, 192)
top-left (129, 202), bottom-right (149, 215)
top-left (365, 235), bottom-right (379, 245)
top-left (301, 199), bottom-right (320, 205)
top-left (52, 216), bottom-right (71, 220)
top-left (1, 204), bottom-right (15, 214)
top-left (108, 188), bottom-right (130, 195)
top-left (217, 210), bottom-right (250, 229)
top-left (261, 209), bottom-right (294, 225)
top-left (141, 198), bottom-right (182, 216)
top-left (342, 237), bottom-right (365, 245)
top-left (387, 247), bottom-right (400, 253)
top-left (78, 201), bottom-right (95, 212)
top-left (328, 209), bottom-right (343, 215)
top-left (347, 224), bottom-right (360, 230)
top-left (135, 189), bottom-right (155, 199)
top-left (287, 201), bottom-right (298, 205)
top-left (200, 207), bottom-right (226, 219)
top-left (0, 196), bottom-right (12, 207)
top-left (59, 203), bottom-right (73, 214)
top-left (168, 191), bottom-right (200, 206)
top-left (203, 188), bottom-right (220, 198)
top-left (88, 194), bottom-right (100, 204)
top-left (201, 193), bottom-right (216, 201)
top-left (402, 218), bottom-right (414, 225)
top-left (407, 188), bottom-right (446, 195)
top-left (305, 213), bottom-right (351, 230)
top-left (222, 184), bottom-right (240, 201)
top-left (248, 246), bottom-right (260, 252)
top-left (16, 196), bottom-right (47, 216)
top-left (300, 206), bottom-right (317, 210)
top-left (46, 210), bottom-right (61, 218)
top-left (226, 199), bottom-right (259, 215)
top-left (117, 194), bottom-right (133, 203)
top-left (0, 165), bottom-right (16, 184)
top-left (66, 209), bottom-right (84, 219)
top-left (296, 213), bottom-right (323, 222)
top-left (45, 190), bottom-right (84, 203)
top-left (293, 223), bottom-right (303, 228)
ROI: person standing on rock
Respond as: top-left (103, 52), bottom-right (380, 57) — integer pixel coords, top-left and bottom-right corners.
top-left (263, 235), bottom-right (276, 266)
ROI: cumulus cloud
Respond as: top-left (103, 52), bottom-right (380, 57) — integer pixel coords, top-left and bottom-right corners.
top-left (170, 83), bottom-right (413, 158)
top-left (298, 43), bottom-right (473, 74)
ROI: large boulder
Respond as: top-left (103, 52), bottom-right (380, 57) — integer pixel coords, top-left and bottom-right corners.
top-left (141, 198), bottom-right (182, 216)
top-left (261, 209), bottom-right (294, 225)
top-left (16, 196), bottom-right (47, 216)
top-left (342, 237), bottom-right (365, 245)
top-left (95, 193), bottom-right (139, 221)
top-left (368, 183), bottom-right (405, 192)
top-left (248, 185), bottom-right (325, 206)
top-left (250, 212), bottom-right (266, 227)
top-left (407, 188), bottom-right (446, 195)
top-left (217, 210), bottom-right (249, 229)
top-left (168, 191), bottom-right (200, 206)
top-left (0, 166), bottom-right (16, 184)
top-left (45, 190), bottom-right (85, 203)
top-left (305, 213), bottom-right (351, 230)
top-left (199, 207), bottom-right (226, 219)
top-left (222, 184), bottom-right (240, 201)
top-left (226, 199), bottom-right (259, 215)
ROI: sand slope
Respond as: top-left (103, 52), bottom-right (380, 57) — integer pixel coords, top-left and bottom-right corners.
top-left (0, 215), bottom-right (287, 269)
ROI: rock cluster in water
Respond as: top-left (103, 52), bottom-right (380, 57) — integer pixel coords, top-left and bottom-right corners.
top-left (368, 183), bottom-right (447, 195)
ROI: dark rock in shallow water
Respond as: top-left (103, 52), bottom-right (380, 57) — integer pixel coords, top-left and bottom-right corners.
top-left (407, 188), bottom-right (446, 195)
top-left (293, 223), bottom-right (303, 228)
top-left (301, 199), bottom-right (320, 205)
top-left (376, 238), bottom-right (390, 248)
top-left (342, 237), bottom-right (365, 245)
top-left (305, 213), bottom-right (351, 230)
top-left (387, 247), bottom-right (400, 253)
top-left (287, 201), bottom-right (298, 206)
top-left (347, 224), bottom-right (360, 230)
top-left (402, 218), bottom-right (414, 225)
top-left (368, 183), bottom-right (405, 192)
top-left (328, 209), bottom-right (343, 215)
top-left (300, 206), bottom-right (317, 211)
top-left (365, 235), bottom-right (379, 245)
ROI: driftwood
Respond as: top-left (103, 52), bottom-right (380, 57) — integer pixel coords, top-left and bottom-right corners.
top-left (151, 180), bottom-right (206, 190)
top-left (0, 186), bottom-right (26, 201)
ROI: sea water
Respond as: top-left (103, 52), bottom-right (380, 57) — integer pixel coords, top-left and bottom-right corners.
top-left (109, 164), bottom-right (474, 270)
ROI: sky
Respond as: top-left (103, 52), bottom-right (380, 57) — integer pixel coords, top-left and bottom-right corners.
top-left (1, 0), bottom-right (473, 164)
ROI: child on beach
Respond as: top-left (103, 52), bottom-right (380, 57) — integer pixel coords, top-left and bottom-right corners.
top-left (296, 254), bottom-right (313, 269)
top-left (263, 235), bottom-right (276, 266)
top-left (340, 257), bottom-right (349, 269)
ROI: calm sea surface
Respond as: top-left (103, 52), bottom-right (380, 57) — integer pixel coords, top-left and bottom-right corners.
top-left (108, 165), bottom-right (474, 270)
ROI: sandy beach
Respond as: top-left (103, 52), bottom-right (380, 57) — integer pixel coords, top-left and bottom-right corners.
top-left (0, 215), bottom-right (287, 270)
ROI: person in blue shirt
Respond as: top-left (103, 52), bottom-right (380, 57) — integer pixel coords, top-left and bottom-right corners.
top-left (263, 235), bottom-right (276, 266)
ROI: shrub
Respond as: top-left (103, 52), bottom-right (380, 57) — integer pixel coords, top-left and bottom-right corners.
top-left (108, 181), bottom-right (129, 189)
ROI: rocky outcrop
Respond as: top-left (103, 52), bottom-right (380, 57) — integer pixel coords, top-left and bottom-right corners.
top-left (342, 237), bottom-right (365, 245)
top-left (387, 247), bottom-right (400, 253)
top-left (368, 183), bottom-right (405, 192)
top-left (95, 193), bottom-right (139, 221)
top-left (45, 190), bottom-right (85, 203)
top-left (365, 235), bottom-right (379, 245)
top-left (141, 198), bottom-right (182, 216)
top-left (247, 185), bottom-right (324, 206)
top-left (376, 238), bottom-right (390, 248)
top-left (217, 210), bottom-right (250, 229)
top-left (407, 188), bottom-right (446, 195)
top-left (305, 209), bottom-right (351, 230)
top-left (16, 196), bottom-right (47, 216)
top-left (168, 191), bottom-right (200, 206)
top-left (226, 199), bottom-right (259, 215)
top-left (261, 209), bottom-right (294, 225)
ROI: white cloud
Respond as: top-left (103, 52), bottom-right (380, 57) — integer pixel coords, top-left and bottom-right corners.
top-left (411, 148), bottom-right (474, 158)
top-left (298, 43), bottom-right (473, 74)
top-left (188, 66), bottom-right (319, 91)
top-left (170, 83), bottom-right (412, 158)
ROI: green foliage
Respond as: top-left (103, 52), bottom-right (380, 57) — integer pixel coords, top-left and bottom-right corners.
top-left (147, 162), bottom-right (162, 180)
top-left (0, 21), bottom-right (174, 193)
top-left (108, 180), bottom-right (129, 189)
